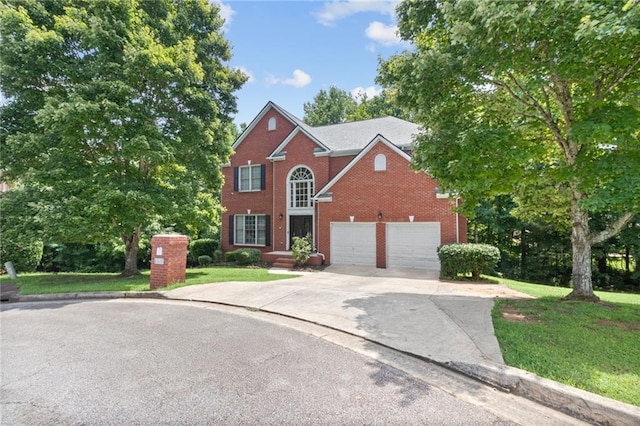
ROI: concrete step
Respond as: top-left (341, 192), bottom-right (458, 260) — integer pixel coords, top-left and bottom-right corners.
top-left (272, 257), bottom-right (296, 269)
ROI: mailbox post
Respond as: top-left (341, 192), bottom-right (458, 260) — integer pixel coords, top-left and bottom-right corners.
top-left (150, 234), bottom-right (188, 289)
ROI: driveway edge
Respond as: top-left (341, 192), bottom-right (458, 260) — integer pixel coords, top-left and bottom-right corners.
top-left (6, 291), bottom-right (640, 425)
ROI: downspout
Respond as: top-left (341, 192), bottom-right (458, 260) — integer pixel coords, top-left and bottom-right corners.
top-left (272, 160), bottom-right (276, 250)
top-left (315, 201), bottom-right (325, 264)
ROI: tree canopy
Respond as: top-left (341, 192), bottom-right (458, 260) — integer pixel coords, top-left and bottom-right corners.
top-left (0, 0), bottom-right (246, 275)
top-left (302, 86), bottom-right (411, 126)
top-left (378, 0), bottom-right (640, 299)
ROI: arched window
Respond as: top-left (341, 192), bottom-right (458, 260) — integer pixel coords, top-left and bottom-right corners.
top-left (268, 117), bottom-right (276, 131)
top-left (288, 167), bottom-right (314, 208)
top-left (374, 153), bottom-right (387, 171)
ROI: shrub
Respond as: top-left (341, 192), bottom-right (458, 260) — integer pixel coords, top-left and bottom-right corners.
top-left (0, 239), bottom-right (44, 273)
top-left (198, 255), bottom-right (213, 267)
top-left (190, 238), bottom-right (218, 259)
top-left (213, 249), bottom-right (222, 263)
top-left (292, 235), bottom-right (312, 266)
top-left (438, 243), bottom-right (500, 280)
top-left (225, 248), bottom-right (261, 265)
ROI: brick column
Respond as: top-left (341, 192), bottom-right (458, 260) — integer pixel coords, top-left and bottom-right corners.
top-left (376, 222), bottom-right (386, 269)
top-left (150, 234), bottom-right (189, 289)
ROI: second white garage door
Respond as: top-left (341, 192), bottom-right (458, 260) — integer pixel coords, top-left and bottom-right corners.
top-left (330, 222), bottom-right (376, 266)
top-left (386, 223), bottom-right (441, 269)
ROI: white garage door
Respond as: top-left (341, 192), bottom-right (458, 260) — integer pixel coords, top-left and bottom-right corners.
top-left (330, 222), bottom-right (376, 266)
top-left (386, 223), bottom-right (441, 269)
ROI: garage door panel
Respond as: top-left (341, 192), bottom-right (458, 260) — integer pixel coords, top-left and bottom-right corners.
top-left (387, 223), bottom-right (440, 269)
top-left (331, 223), bottom-right (376, 266)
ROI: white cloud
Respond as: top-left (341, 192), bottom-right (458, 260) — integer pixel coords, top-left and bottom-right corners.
top-left (365, 21), bottom-right (402, 46)
top-left (267, 69), bottom-right (312, 88)
top-left (351, 86), bottom-right (382, 100)
top-left (234, 66), bottom-right (254, 83)
top-left (210, 1), bottom-right (234, 30)
top-left (316, 0), bottom-right (398, 26)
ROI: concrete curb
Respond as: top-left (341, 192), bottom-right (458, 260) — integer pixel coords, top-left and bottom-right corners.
top-left (6, 291), bottom-right (640, 425)
top-left (448, 362), bottom-right (640, 426)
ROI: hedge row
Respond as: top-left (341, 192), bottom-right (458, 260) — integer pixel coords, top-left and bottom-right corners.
top-left (438, 243), bottom-right (500, 280)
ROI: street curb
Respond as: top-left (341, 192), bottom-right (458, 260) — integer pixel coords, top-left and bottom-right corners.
top-left (13, 291), bottom-right (165, 302)
top-left (6, 292), bottom-right (640, 425)
top-left (448, 362), bottom-right (640, 426)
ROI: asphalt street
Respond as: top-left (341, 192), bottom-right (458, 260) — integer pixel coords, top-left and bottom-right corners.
top-left (1, 299), bottom-right (513, 425)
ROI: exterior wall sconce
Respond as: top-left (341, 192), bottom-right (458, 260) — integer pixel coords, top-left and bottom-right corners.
top-left (377, 211), bottom-right (383, 220)
top-left (279, 213), bottom-right (283, 220)
top-left (349, 215), bottom-right (355, 222)
top-left (409, 215), bottom-right (415, 222)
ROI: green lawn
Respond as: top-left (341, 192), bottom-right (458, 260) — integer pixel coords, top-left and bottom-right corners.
top-left (1, 266), bottom-right (298, 295)
top-left (492, 276), bottom-right (640, 406)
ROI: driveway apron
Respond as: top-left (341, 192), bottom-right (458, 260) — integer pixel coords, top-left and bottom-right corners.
top-left (165, 265), bottom-right (531, 366)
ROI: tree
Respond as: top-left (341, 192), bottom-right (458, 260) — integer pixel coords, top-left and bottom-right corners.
top-left (347, 91), bottom-right (412, 122)
top-left (378, 0), bottom-right (640, 300)
top-left (303, 86), bottom-right (356, 126)
top-left (0, 0), bottom-right (246, 275)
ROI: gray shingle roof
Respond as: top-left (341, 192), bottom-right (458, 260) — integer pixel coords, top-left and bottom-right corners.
top-left (307, 116), bottom-right (421, 152)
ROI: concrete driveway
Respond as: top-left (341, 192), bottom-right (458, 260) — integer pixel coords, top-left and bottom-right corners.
top-left (166, 265), bottom-right (531, 367)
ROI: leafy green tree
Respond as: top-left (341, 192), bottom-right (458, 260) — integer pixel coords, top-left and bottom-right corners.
top-left (303, 86), bottom-right (356, 126)
top-left (0, 0), bottom-right (246, 275)
top-left (378, 0), bottom-right (640, 300)
top-left (347, 91), bottom-right (412, 122)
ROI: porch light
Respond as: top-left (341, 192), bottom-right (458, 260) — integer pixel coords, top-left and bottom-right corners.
top-left (377, 211), bottom-right (383, 220)
top-left (279, 213), bottom-right (283, 220)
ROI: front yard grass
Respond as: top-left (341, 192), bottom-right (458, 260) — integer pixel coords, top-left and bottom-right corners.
top-left (0, 266), bottom-right (298, 295)
top-left (491, 276), bottom-right (640, 406)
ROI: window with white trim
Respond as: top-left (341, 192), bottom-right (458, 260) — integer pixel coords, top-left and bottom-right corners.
top-left (268, 117), bottom-right (276, 131)
top-left (374, 154), bottom-right (386, 171)
top-left (289, 167), bottom-right (314, 208)
top-left (239, 165), bottom-right (262, 192)
top-left (234, 215), bottom-right (267, 245)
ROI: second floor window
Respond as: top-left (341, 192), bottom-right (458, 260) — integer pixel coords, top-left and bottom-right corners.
top-left (238, 164), bottom-right (262, 192)
top-left (289, 166), bottom-right (314, 208)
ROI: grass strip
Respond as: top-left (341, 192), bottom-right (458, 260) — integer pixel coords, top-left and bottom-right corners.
top-left (1, 266), bottom-right (298, 295)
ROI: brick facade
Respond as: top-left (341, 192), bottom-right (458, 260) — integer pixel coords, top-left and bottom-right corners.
top-left (221, 102), bottom-right (467, 267)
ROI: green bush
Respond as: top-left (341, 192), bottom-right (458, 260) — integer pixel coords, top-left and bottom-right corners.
top-left (213, 249), bottom-right (222, 263)
top-left (198, 255), bottom-right (212, 267)
top-left (225, 248), bottom-right (262, 265)
top-left (438, 243), bottom-right (500, 280)
top-left (0, 239), bottom-right (44, 273)
top-left (190, 238), bottom-right (219, 259)
top-left (292, 235), bottom-right (312, 266)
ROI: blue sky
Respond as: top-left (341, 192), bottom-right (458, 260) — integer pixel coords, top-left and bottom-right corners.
top-left (216, 1), bottom-right (408, 126)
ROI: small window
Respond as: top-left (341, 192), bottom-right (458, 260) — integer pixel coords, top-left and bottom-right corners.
top-left (268, 117), bottom-right (276, 131)
top-left (374, 154), bottom-right (386, 171)
top-left (234, 214), bottom-right (267, 246)
top-left (239, 164), bottom-right (262, 191)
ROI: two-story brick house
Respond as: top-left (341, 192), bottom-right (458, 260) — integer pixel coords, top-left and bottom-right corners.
top-left (221, 101), bottom-right (466, 269)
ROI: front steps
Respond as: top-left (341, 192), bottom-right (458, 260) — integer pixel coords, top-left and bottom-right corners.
top-left (262, 251), bottom-right (323, 269)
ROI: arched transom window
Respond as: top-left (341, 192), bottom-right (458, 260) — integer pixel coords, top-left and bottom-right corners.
top-left (289, 167), bottom-right (314, 208)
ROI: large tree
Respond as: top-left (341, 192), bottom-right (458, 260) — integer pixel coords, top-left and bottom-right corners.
top-left (378, 0), bottom-right (640, 300)
top-left (303, 86), bottom-right (356, 126)
top-left (0, 0), bottom-right (246, 275)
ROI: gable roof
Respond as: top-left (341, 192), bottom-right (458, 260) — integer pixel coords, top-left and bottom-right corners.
top-left (267, 126), bottom-right (330, 160)
top-left (309, 116), bottom-right (420, 152)
top-left (313, 135), bottom-right (412, 200)
top-left (233, 102), bottom-right (422, 154)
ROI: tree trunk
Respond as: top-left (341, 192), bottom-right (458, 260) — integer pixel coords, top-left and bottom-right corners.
top-left (122, 225), bottom-right (142, 277)
top-left (565, 194), bottom-right (599, 301)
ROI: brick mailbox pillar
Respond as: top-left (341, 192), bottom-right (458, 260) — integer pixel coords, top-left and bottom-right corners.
top-left (150, 234), bottom-right (189, 289)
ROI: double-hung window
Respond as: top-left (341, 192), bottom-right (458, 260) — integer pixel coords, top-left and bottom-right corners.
top-left (234, 215), bottom-right (267, 246)
top-left (238, 165), bottom-right (262, 192)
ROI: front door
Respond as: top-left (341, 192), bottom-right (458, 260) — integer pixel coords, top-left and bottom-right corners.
top-left (290, 215), bottom-right (312, 248)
